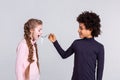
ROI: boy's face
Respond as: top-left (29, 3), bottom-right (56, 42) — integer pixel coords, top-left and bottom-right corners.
top-left (30, 24), bottom-right (43, 41)
top-left (78, 23), bottom-right (92, 39)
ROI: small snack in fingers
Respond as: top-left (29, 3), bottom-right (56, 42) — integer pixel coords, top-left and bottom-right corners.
top-left (48, 33), bottom-right (56, 42)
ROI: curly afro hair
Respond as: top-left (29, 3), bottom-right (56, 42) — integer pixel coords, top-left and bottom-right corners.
top-left (77, 11), bottom-right (101, 37)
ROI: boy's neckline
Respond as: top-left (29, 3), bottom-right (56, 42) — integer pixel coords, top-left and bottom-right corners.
top-left (83, 37), bottom-right (94, 40)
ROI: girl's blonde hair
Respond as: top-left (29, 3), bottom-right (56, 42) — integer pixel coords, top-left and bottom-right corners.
top-left (24, 18), bottom-right (42, 80)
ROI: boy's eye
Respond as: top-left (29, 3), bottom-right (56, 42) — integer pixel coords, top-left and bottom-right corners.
top-left (79, 27), bottom-right (83, 30)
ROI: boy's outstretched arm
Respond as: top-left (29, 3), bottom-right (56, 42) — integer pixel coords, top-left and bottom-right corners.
top-left (48, 33), bottom-right (74, 59)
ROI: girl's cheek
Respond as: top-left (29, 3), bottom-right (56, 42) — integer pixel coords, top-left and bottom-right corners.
top-left (41, 30), bottom-right (43, 34)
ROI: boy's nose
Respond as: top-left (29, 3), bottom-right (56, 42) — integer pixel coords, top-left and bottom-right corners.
top-left (78, 29), bottom-right (80, 33)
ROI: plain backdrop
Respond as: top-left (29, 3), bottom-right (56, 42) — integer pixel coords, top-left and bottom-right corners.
top-left (0, 0), bottom-right (120, 80)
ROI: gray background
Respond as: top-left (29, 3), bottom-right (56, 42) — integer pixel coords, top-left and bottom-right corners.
top-left (0, 0), bottom-right (120, 80)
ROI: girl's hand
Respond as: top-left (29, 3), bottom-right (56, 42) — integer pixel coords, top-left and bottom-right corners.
top-left (48, 33), bottom-right (56, 43)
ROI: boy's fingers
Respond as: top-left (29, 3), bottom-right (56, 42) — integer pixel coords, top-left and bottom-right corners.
top-left (48, 33), bottom-right (52, 39)
top-left (48, 33), bottom-right (56, 42)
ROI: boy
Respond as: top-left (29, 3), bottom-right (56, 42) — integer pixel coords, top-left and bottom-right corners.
top-left (48, 11), bottom-right (104, 80)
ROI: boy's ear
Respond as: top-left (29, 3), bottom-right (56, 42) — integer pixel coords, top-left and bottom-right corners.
top-left (89, 28), bottom-right (93, 32)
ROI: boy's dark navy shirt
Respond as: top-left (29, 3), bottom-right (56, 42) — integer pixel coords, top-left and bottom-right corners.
top-left (53, 38), bottom-right (104, 80)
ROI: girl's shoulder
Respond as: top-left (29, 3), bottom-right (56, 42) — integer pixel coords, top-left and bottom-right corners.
top-left (17, 39), bottom-right (28, 49)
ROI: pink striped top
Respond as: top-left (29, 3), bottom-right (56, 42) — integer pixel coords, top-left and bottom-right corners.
top-left (16, 39), bottom-right (40, 80)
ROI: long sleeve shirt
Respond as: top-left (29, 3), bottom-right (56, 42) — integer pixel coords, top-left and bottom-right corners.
top-left (16, 39), bottom-right (40, 80)
top-left (53, 38), bottom-right (104, 80)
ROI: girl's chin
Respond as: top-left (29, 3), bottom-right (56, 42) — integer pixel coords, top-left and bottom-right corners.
top-left (33, 38), bottom-right (38, 41)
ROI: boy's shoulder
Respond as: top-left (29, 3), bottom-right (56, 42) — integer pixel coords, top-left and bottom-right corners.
top-left (93, 39), bottom-right (104, 49)
top-left (73, 39), bottom-right (81, 42)
top-left (73, 38), bottom-right (88, 42)
top-left (72, 39), bottom-right (84, 44)
top-left (94, 39), bottom-right (104, 46)
top-left (73, 38), bottom-right (104, 47)
top-left (74, 39), bottom-right (83, 41)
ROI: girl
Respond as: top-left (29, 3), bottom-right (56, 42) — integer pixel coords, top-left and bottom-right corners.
top-left (48, 11), bottom-right (104, 80)
top-left (16, 18), bottom-right (43, 80)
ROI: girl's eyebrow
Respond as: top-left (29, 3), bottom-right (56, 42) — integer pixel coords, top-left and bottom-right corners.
top-left (39, 28), bottom-right (42, 30)
top-left (40, 28), bottom-right (42, 30)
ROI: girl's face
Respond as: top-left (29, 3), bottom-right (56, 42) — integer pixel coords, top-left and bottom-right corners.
top-left (78, 23), bottom-right (92, 39)
top-left (30, 24), bottom-right (42, 41)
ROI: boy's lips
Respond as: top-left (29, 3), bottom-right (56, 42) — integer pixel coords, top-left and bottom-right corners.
top-left (79, 33), bottom-right (81, 35)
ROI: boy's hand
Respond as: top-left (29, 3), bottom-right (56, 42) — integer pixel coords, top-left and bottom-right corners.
top-left (48, 33), bottom-right (56, 43)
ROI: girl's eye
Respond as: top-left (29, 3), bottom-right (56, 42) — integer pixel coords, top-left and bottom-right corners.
top-left (39, 29), bottom-right (42, 32)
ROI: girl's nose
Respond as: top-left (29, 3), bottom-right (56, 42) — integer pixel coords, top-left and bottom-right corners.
top-left (40, 30), bottom-right (43, 34)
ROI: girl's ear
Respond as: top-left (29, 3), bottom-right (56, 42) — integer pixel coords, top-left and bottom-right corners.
top-left (30, 29), bottom-right (34, 33)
